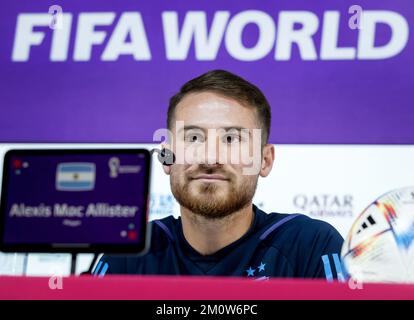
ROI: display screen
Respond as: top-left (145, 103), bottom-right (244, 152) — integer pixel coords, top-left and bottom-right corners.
top-left (0, 149), bottom-right (151, 253)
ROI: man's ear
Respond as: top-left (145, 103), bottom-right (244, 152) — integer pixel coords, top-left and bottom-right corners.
top-left (163, 164), bottom-right (171, 175)
top-left (259, 144), bottom-right (275, 178)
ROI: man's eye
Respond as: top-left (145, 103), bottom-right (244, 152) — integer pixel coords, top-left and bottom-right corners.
top-left (223, 134), bottom-right (240, 144)
top-left (185, 133), bottom-right (204, 143)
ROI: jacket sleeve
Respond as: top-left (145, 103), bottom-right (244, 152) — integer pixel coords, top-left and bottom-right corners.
top-left (300, 220), bottom-right (345, 280)
top-left (92, 254), bottom-right (128, 276)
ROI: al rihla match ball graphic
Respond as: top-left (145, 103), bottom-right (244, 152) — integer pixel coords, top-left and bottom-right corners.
top-left (341, 187), bottom-right (414, 283)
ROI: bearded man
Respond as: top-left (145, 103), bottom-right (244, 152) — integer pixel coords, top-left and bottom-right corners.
top-left (95, 70), bottom-right (344, 280)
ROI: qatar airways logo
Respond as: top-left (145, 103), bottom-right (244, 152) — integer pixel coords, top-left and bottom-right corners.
top-left (11, 9), bottom-right (409, 62)
top-left (293, 194), bottom-right (354, 218)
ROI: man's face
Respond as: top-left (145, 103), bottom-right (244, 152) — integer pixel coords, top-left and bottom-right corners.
top-left (166, 91), bottom-right (269, 219)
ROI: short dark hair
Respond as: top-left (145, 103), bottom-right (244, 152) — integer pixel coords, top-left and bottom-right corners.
top-left (167, 70), bottom-right (271, 144)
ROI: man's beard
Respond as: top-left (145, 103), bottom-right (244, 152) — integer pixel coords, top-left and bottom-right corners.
top-left (170, 165), bottom-right (258, 219)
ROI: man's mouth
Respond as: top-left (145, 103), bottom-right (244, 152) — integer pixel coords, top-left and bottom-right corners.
top-left (191, 174), bottom-right (229, 182)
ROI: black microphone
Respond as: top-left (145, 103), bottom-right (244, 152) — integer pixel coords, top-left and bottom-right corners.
top-left (151, 148), bottom-right (175, 166)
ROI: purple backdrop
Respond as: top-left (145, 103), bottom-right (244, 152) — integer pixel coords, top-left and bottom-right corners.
top-left (0, 0), bottom-right (412, 144)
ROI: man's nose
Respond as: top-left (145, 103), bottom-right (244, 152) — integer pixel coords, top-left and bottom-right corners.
top-left (205, 134), bottom-right (221, 164)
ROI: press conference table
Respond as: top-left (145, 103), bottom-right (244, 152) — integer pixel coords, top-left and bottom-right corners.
top-left (1, 275), bottom-right (414, 300)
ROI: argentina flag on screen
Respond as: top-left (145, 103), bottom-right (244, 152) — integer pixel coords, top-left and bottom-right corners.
top-left (56, 163), bottom-right (96, 191)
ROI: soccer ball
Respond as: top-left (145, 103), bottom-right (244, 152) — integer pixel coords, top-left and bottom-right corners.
top-left (341, 186), bottom-right (414, 283)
